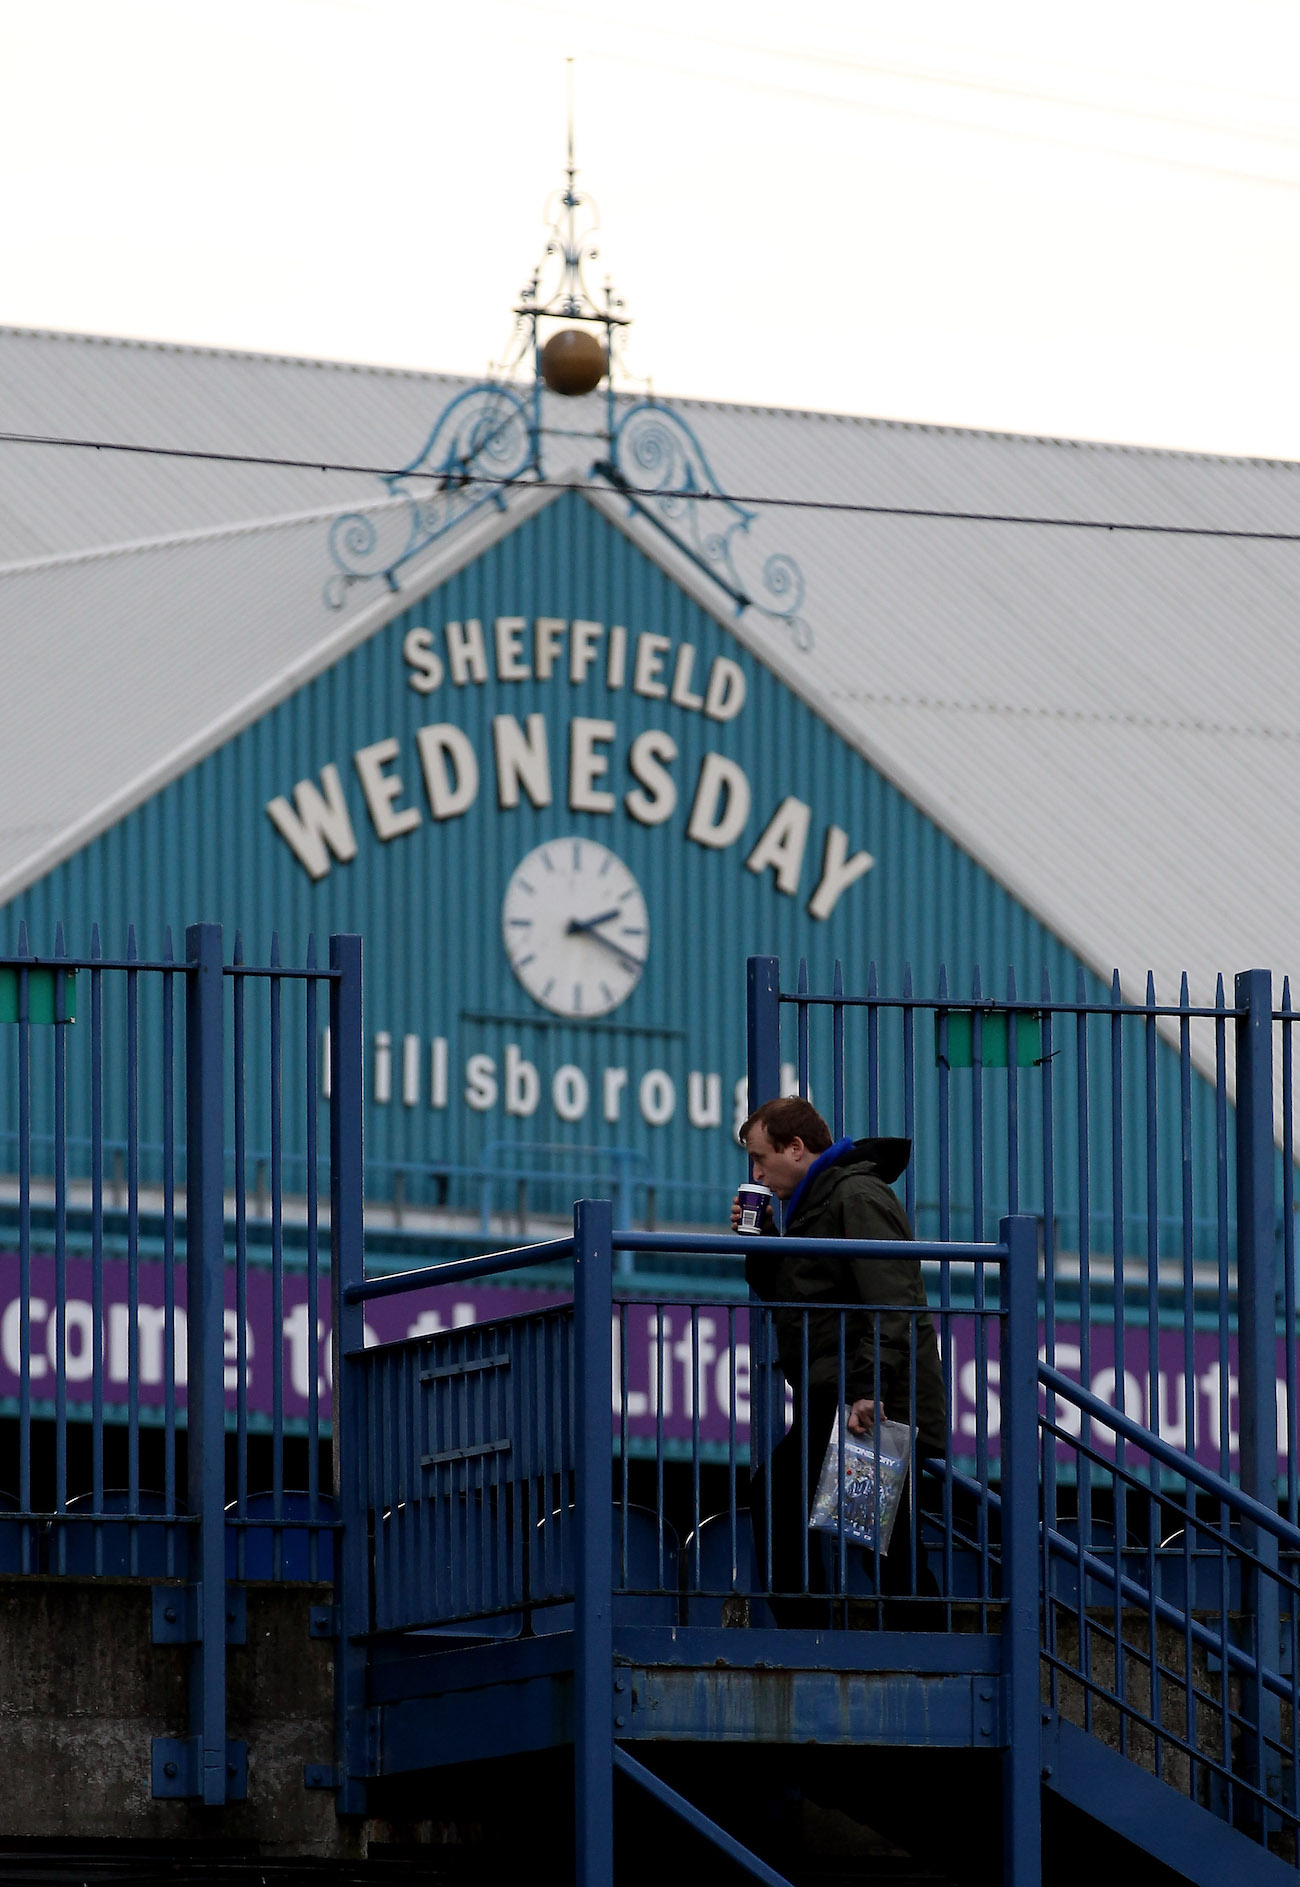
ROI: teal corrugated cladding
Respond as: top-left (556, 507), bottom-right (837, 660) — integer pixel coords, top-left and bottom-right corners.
top-left (0, 492), bottom-right (1229, 1250)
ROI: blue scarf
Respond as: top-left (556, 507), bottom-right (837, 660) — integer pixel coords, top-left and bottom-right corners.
top-left (783, 1135), bottom-right (855, 1226)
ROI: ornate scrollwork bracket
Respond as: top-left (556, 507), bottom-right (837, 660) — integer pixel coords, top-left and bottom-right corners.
top-left (593, 401), bottom-right (810, 650)
top-left (324, 383), bottom-right (537, 608)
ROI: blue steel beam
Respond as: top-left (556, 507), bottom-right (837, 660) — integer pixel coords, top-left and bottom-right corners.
top-left (614, 1747), bottom-right (794, 1887)
top-left (329, 933), bottom-right (369, 1819)
top-left (159, 922), bottom-right (240, 1804)
top-left (574, 1199), bottom-right (615, 1887)
top-left (999, 1215), bottom-right (1042, 1887)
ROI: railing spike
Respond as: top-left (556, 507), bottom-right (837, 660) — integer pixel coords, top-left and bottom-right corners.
top-left (270, 931), bottom-right (282, 968)
top-left (16, 921), bottom-right (29, 958)
top-left (54, 922), bottom-right (65, 957)
top-left (233, 931), bottom-right (244, 966)
top-left (126, 925), bottom-right (138, 962)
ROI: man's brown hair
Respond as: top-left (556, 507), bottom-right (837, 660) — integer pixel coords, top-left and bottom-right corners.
top-left (739, 1096), bottom-right (833, 1154)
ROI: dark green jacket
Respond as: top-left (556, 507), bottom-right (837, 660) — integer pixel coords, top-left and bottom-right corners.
top-left (744, 1137), bottom-right (948, 1457)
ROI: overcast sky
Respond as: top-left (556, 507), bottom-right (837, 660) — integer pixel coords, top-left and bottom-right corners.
top-left (3, 0), bottom-right (1300, 458)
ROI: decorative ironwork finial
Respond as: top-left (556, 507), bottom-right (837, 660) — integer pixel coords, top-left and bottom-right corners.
top-left (323, 81), bottom-right (809, 647)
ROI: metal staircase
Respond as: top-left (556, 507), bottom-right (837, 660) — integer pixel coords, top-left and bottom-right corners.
top-left (327, 1202), bottom-right (1300, 1886)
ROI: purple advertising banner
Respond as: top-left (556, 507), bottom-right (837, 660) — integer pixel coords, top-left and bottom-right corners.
top-left (0, 1252), bottom-right (1288, 1472)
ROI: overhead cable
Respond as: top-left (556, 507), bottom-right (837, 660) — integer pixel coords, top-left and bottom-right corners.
top-left (0, 424), bottom-right (1298, 543)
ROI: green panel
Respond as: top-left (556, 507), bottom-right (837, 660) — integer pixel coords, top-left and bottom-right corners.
top-left (936, 1010), bottom-right (1041, 1069)
top-left (0, 966), bottom-right (77, 1025)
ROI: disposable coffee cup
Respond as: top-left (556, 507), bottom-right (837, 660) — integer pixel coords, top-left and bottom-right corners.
top-left (736, 1183), bottom-right (772, 1233)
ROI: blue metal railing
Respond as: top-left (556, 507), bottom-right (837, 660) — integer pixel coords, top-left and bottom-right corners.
top-left (0, 924), bottom-right (364, 1808)
top-left (332, 1205), bottom-right (1044, 1881)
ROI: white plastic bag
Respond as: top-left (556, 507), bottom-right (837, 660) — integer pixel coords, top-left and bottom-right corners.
top-left (808, 1408), bottom-right (914, 1554)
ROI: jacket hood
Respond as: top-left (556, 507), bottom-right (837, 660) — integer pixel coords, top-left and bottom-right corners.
top-left (834, 1136), bottom-right (912, 1184)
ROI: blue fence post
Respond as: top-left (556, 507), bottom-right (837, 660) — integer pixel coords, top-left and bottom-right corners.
top-left (1234, 968), bottom-right (1282, 1822)
top-left (330, 934), bottom-right (369, 1817)
top-left (574, 1198), bottom-right (614, 1887)
top-left (745, 956), bottom-right (783, 1478)
top-left (181, 923), bottom-right (233, 1802)
top-left (1000, 1214), bottom-right (1042, 1887)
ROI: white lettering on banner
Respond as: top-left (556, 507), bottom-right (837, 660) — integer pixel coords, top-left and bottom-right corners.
top-left (266, 764), bottom-right (358, 881)
top-left (569, 718), bottom-right (616, 813)
top-left (670, 644), bottom-right (703, 712)
top-left (466, 1053), bottom-right (498, 1111)
top-left (625, 730), bottom-right (678, 825)
top-left (687, 753), bottom-right (751, 850)
top-left (553, 1065), bottom-right (589, 1122)
top-left (640, 1069), bottom-right (676, 1126)
top-left (505, 1044), bottom-right (541, 1118)
top-left (733, 1076), bottom-right (749, 1139)
top-left (430, 1038), bottom-right (448, 1109)
top-left (373, 1032), bottom-right (392, 1105)
top-left (808, 825), bottom-right (875, 920)
top-left (3, 1297), bottom-right (46, 1378)
top-left (445, 619), bottom-right (488, 685)
top-left (687, 1072), bottom-right (722, 1129)
top-left (603, 1067), bottom-right (628, 1122)
top-left (402, 1034), bottom-right (421, 1106)
top-left (570, 619), bottom-right (602, 684)
top-left (493, 714), bottom-right (552, 809)
top-left (283, 1303), bottom-right (327, 1398)
top-left (270, 622), bottom-right (882, 927)
top-left (612, 1317), bottom-right (648, 1418)
top-left (416, 723), bottom-right (479, 819)
top-left (535, 617), bottom-right (566, 680)
top-left (354, 738), bottom-right (421, 842)
top-left (633, 632), bottom-right (671, 699)
top-left (495, 616), bottom-right (529, 681)
top-left (403, 626), bottom-right (444, 692)
top-left (704, 658), bottom-right (745, 722)
top-left (746, 795), bottom-right (812, 896)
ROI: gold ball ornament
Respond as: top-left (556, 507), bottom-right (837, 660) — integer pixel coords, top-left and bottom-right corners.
top-left (540, 328), bottom-right (607, 397)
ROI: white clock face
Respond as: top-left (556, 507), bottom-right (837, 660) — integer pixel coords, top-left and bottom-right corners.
top-left (501, 838), bottom-right (650, 1019)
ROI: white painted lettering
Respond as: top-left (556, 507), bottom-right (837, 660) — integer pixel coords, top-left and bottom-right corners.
top-left (603, 1066), bottom-right (629, 1122)
top-left (505, 1043), bottom-right (541, 1117)
top-left (402, 1034), bottom-right (420, 1106)
top-left (570, 718), bottom-right (617, 813)
top-left (640, 1069), bottom-right (676, 1125)
top-left (374, 1032), bottom-right (392, 1104)
top-left (704, 657), bottom-right (746, 721)
top-left (494, 615), bottom-right (530, 681)
top-left (493, 712), bottom-right (553, 809)
top-left (687, 753), bottom-right (751, 849)
top-left (607, 625), bottom-right (628, 689)
top-left (625, 730), bottom-right (678, 826)
top-left (570, 619), bottom-right (603, 683)
top-left (553, 1064), bottom-right (590, 1122)
top-left (283, 1303), bottom-right (325, 1398)
top-left (403, 626), bottom-right (444, 693)
top-left (670, 644), bottom-right (703, 711)
top-left (959, 1358), bottom-right (1001, 1437)
top-left (55, 1299), bottom-right (96, 1383)
top-left (612, 1316), bottom-right (649, 1418)
top-left (733, 1076), bottom-right (749, 1140)
top-left (633, 632), bottom-right (671, 699)
top-left (808, 825), bottom-right (875, 920)
top-left (354, 737), bottom-right (422, 841)
top-left (429, 1037), bottom-right (448, 1109)
top-left (445, 618), bottom-right (488, 685)
top-left (416, 723), bottom-right (480, 819)
top-left (266, 764), bottom-right (358, 881)
top-left (746, 796), bottom-right (811, 895)
top-left (534, 617), bottom-right (566, 680)
top-left (687, 1071), bottom-right (722, 1128)
top-left (321, 1027), bottom-right (331, 1099)
top-left (465, 1053), bottom-right (498, 1112)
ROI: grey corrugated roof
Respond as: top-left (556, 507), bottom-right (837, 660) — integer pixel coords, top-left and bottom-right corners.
top-left (1, 323), bottom-right (1298, 1022)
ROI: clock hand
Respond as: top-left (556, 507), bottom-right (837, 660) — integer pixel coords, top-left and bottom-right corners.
top-left (582, 927), bottom-right (646, 976)
top-left (566, 908), bottom-right (622, 936)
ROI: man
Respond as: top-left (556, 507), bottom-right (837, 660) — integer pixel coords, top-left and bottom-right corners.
top-left (733, 1096), bottom-right (946, 1625)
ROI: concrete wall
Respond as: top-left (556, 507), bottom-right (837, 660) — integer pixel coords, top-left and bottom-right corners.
top-left (0, 1577), bottom-right (385, 1857)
